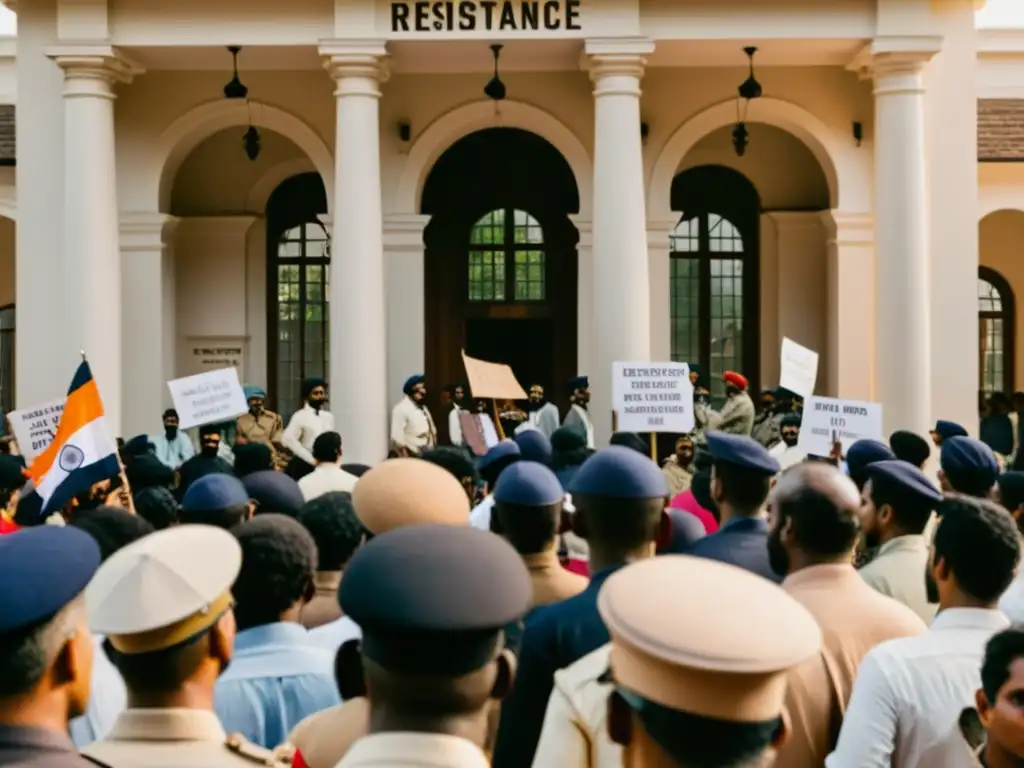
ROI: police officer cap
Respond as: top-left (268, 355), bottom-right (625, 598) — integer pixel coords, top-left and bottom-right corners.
top-left (0, 527), bottom-right (100, 634)
top-left (353, 458), bottom-right (469, 534)
top-left (568, 445), bottom-right (669, 499)
top-left (514, 429), bottom-right (553, 466)
top-left (87, 525), bottom-right (242, 655)
top-left (845, 439), bottom-right (896, 476)
top-left (598, 555), bottom-right (821, 723)
top-left (941, 436), bottom-right (999, 486)
top-left (494, 461), bottom-right (563, 507)
top-left (339, 524), bottom-right (530, 676)
top-left (932, 420), bottom-right (969, 440)
top-left (706, 431), bottom-right (780, 475)
top-left (242, 470), bottom-right (305, 517)
top-left (478, 439), bottom-right (521, 471)
top-left (181, 473), bottom-right (250, 513)
top-left (864, 459), bottom-right (943, 505)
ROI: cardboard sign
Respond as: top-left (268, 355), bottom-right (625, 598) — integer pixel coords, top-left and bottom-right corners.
top-left (779, 337), bottom-right (819, 398)
top-left (8, 398), bottom-right (65, 463)
top-left (612, 362), bottom-right (694, 433)
top-left (798, 396), bottom-right (884, 457)
top-left (167, 367), bottom-right (248, 430)
top-left (462, 351), bottom-right (527, 400)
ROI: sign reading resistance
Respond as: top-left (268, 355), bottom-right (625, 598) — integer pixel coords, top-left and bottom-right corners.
top-left (391, 1), bottom-right (582, 33)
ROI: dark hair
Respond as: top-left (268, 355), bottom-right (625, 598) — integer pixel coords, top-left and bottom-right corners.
top-left (867, 473), bottom-right (935, 534)
top-left (0, 600), bottom-right (82, 696)
top-left (574, 495), bottom-right (664, 551)
top-left (298, 492), bottom-right (363, 571)
top-left (998, 472), bottom-right (1024, 513)
top-left (889, 431), bottom-right (931, 469)
top-left (335, 638), bottom-right (367, 699)
top-left (106, 631), bottom-right (212, 694)
top-left (70, 506), bottom-right (154, 561)
top-left (712, 462), bottom-right (771, 515)
top-left (693, 450), bottom-right (714, 472)
top-left (480, 455), bottom-right (520, 489)
top-left (933, 495), bottom-right (1020, 603)
top-left (982, 627), bottom-right (1024, 703)
top-left (313, 432), bottom-right (343, 464)
top-left (492, 499), bottom-right (561, 555)
top-left (132, 487), bottom-right (179, 531)
top-left (233, 443), bottom-right (274, 478)
top-left (689, 469), bottom-right (719, 522)
top-left (422, 446), bottom-right (480, 488)
top-left (610, 433), bottom-right (648, 456)
top-left (230, 514), bottom-right (317, 630)
top-left (774, 483), bottom-right (859, 558)
top-left (162, 409), bottom-right (179, 420)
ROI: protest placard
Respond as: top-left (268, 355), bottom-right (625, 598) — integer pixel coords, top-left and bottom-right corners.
top-left (779, 337), bottom-right (819, 398)
top-left (612, 362), bottom-right (694, 433)
top-left (166, 367), bottom-right (248, 430)
top-left (797, 395), bottom-right (884, 457)
top-left (461, 351), bottom-right (527, 400)
top-left (8, 398), bottom-right (65, 464)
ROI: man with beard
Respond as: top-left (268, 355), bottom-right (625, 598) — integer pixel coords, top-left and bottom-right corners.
top-left (150, 408), bottom-right (195, 470)
top-left (236, 385), bottom-right (285, 460)
top-left (446, 382), bottom-right (469, 446)
top-left (177, 422), bottom-right (234, 498)
top-left (523, 384), bottom-right (560, 439)
top-left (283, 378), bottom-right (335, 479)
top-left (769, 412), bottom-right (807, 470)
top-left (562, 376), bottom-right (594, 449)
top-left (662, 433), bottom-right (696, 497)
top-left (765, 462), bottom-right (927, 768)
top-left (829, 495), bottom-right (1019, 767)
top-left (389, 374), bottom-right (437, 457)
top-left (695, 371), bottom-right (756, 437)
top-left (856, 460), bottom-right (943, 623)
top-left (751, 388), bottom-right (777, 445)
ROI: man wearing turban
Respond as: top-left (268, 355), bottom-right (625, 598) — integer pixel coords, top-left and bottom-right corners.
top-left (282, 378), bottom-right (335, 479)
top-left (236, 385), bottom-right (285, 462)
top-left (390, 375), bottom-right (437, 457)
top-left (695, 371), bottom-right (756, 437)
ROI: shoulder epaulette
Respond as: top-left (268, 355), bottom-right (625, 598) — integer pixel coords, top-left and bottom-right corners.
top-left (225, 732), bottom-right (288, 766)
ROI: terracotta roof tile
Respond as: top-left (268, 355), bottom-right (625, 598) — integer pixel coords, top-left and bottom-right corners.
top-left (979, 99), bottom-right (1024, 162)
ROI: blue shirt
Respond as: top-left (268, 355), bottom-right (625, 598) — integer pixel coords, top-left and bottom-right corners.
top-left (686, 516), bottom-right (781, 583)
top-left (69, 635), bottom-right (126, 747)
top-left (214, 622), bottom-right (340, 748)
top-left (150, 432), bottom-right (195, 470)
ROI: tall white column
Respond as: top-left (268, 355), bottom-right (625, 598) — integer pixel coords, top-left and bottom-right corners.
top-left (646, 215), bottom-right (679, 364)
top-left (859, 42), bottom-right (938, 435)
top-left (383, 214), bottom-right (429, 402)
top-left (49, 46), bottom-right (138, 436)
top-left (321, 41), bottom-right (388, 464)
top-left (568, 215), bottom-right (594, 383)
top-left (586, 38), bottom-right (654, 447)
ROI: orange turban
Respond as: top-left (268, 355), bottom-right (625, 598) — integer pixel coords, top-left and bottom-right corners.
top-left (723, 371), bottom-right (748, 390)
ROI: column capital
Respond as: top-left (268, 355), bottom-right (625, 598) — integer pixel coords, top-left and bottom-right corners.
top-left (583, 37), bottom-right (654, 84)
top-left (847, 36), bottom-right (942, 81)
top-left (819, 211), bottom-right (873, 245)
top-left (383, 213), bottom-right (430, 252)
top-left (320, 39), bottom-right (390, 86)
top-left (47, 44), bottom-right (143, 88)
top-left (120, 212), bottom-right (180, 250)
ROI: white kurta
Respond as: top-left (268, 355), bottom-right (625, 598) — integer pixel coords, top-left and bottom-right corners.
top-left (564, 404), bottom-right (595, 449)
top-left (282, 405), bottom-right (335, 466)
top-left (449, 405), bottom-right (464, 445)
top-left (528, 402), bottom-right (561, 439)
top-left (390, 396), bottom-right (437, 454)
top-left (769, 441), bottom-right (807, 471)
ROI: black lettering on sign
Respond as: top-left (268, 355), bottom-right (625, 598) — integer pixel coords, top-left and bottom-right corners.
top-left (390, 1), bottom-right (583, 32)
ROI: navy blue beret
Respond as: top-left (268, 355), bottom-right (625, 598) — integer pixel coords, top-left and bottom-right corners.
top-left (494, 461), bottom-right (563, 507)
top-left (610, 432), bottom-right (648, 456)
top-left (865, 459), bottom-right (943, 505)
top-left (661, 508), bottom-right (707, 554)
top-left (403, 375), bottom-right (426, 395)
top-left (941, 436), bottom-right (999, 485)
top-left (706, 431), bottom-right (780, 475)
top-left (933, 420), bottom-right (969, 440)
top-left (340, 524), bottom-right (530, 676)
top-left (0, 527), bottom-right (100, 634)
top-left (568, 445), bottom-right (669, 499)
top-left (478, 439), bottom-right (521, 471)
top-left (242, 470), bottom-right (305, 517)
top-left (0, 454), bottom-right (25, 490)
top-left (181, 473), bottom-right (250, 513)
top-left (514, 429), bottom-right (553, 466)
top-left (568, 375), bottom-right (589, 390)
top-left (846, 439), bottom-right (896, 477)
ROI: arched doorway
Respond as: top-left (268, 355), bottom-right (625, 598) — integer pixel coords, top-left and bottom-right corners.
top-left (669, 165), bottom-right (761, 402)
top-left (265, 173), bottom-right (329, 419)
top-left (422, 127), bottom-right (580, 415)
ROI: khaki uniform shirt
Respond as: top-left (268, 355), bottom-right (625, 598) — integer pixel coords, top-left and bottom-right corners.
top-left (300, 571), bottom-right (342, 630)
top-left (83, 708), bottom-right (286, 767)
top-left (236, 410), bottom-right (284, 450)
top-left (525, 551), bottom-right (588, 609)
top-left (774, 564), bottom-right (929, 768)
top-left (695, 392), bottom-right (756, 436)
top-left (858, 534), bottom-right (938, 624)
top-left (339, 732), bottom-right (489, 768)
top-left (288, 698), bottom-right (369, 768)
top-left (661, 458), bottom-right (694, 498)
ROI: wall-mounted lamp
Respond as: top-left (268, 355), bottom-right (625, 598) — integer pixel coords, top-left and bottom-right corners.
top-left (852, 121), bottom-right (863, 147)
top-left (398, 121), bottom-right (411, 142)
top-left (640, 121), bottom-right (650, 143)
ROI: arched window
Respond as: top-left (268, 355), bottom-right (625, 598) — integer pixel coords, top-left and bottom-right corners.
top-left (467, 208), bottom-right (546, 302)
top-left (670, 212), bottom-right (749, 402)
top-left (267, 173), bottom-right (329, 419)
top-left (979, 266), bottom-right (1015, 395)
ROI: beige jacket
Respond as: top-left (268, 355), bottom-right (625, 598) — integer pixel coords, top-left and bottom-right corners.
top-left (858, 534), bottom-right (938, 624)
top-left (338, 732), bottom-right (489, 768)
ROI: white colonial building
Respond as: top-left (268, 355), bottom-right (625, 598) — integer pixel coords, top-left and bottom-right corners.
top-left (0, 0), bottom-right (1021, 462)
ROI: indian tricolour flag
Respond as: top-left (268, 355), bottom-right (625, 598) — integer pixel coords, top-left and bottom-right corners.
top-left (28, 361), bottom-right (119, 516)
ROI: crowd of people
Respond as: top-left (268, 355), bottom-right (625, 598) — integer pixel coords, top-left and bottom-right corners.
top-left (3, 368), bottom-right (1024, 767)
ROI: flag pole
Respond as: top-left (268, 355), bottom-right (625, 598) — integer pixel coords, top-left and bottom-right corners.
top-left (82, 350), bottom-right (136, 514)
